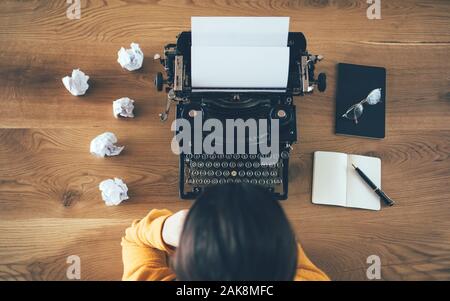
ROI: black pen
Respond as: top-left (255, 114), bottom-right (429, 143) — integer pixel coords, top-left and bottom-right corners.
top-left (352, 164), bottom-right (395, 207)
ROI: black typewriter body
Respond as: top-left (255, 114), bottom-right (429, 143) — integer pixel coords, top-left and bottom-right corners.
top-left (155, 32), bottom-right (326, 200)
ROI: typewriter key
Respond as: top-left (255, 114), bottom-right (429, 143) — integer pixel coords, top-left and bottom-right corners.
top-left (213, 162), bottom-right (221, 168)
top-left (254, 171), bottom-right (262, 177)
top-left (207, 170), bottom-right (214, 176)
top-left (215, 170), bottom-right (222, 177)
top-left (245, 162), bottom-right (252, 168)
top-left (205, 162), bottom-right (212, 168)
top-left (246, 171), bottom-right (253, 177)
top-left (221, 162), bottom-right (228, 168)
top-left (211, 178), bottom-right (218, 185)
top-left (231, 170), bottom-right (238, 177)
top-left (229, 162), bottom-right (236, 168)
top-left (200, 170), bottom-right (207, 176)
top-left (238, 170), bottom-right (245, 177)
top-left (223, 170), bottom-right (230, 177)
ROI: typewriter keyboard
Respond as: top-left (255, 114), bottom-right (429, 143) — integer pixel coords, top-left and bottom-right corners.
top-left (184, 154), bottom-right (284, 187)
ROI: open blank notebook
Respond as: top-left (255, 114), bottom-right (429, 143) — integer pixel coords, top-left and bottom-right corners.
top-left (191, 17), bottom-right (290, 89)
top-left (312, 151), bottom-right (381, 211)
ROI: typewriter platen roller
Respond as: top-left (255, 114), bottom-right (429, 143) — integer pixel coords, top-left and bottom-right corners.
top-left (154, 31), bottom-right (326, 200)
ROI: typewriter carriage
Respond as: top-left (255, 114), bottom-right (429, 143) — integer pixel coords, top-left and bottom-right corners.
top-left (154, 32), bottom-right (326, 101)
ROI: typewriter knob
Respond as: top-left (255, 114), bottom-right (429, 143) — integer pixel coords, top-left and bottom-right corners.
top-left (188, 110), bottom-right (198, 118)
top-left (317, 73), bottom-right (327, 92)
top-left (277, 109), bottom-right (287, 119)
top-left (281, 151), bottom-right (290, 160)
top-left (155, 72), bottom-right (164, 92)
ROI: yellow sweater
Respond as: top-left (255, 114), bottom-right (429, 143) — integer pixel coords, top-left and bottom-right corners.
top-left (121, 209), bottom-right (330, 281)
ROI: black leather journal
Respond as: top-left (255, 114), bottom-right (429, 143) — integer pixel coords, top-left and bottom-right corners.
top-left (335, 63), bottom-right (386, 139)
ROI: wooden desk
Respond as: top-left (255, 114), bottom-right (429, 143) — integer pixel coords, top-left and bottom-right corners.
top-left (0, 0), bottom-right (449, 280)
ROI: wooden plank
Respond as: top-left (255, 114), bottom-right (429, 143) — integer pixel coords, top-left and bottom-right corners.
top-left (0, 42), bottom-right (448, 129)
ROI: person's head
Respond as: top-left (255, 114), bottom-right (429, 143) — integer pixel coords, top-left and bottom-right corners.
top-left (172, 183), bottom-right (298, 280)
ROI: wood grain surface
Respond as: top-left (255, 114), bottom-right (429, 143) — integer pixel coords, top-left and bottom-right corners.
top-left (0, 0), bottom-right (449, 281)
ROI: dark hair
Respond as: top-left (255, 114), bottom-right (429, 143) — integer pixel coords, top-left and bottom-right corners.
top-left (172, 183), bottom-right (298, 281)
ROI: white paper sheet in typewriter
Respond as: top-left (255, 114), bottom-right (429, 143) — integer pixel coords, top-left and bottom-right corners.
top-left (191, 17), bottom-right (291, 89)
top-left (191, 17), bottom-right (289, 47)
top-left (191, 46), bottom-right (290, 89)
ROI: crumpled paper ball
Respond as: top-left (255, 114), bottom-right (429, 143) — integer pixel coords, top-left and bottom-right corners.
top-left (62, 69), bottom-right (89, 96)
top-left (90, 132), bottom-right (124, 158)
top-left (117, 43), bottom-right (144, 71)
top-left (113, 97), bottom-right (135, 118)
top-left (99, 178), bottom-right (129, 206)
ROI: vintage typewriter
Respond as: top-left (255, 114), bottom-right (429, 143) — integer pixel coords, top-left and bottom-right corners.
top-left (154, 31), bottom-right (326, 200)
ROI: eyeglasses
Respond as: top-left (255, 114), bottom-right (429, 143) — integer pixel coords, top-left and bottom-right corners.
top-left (342, 88), bottom-right (382, 124)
